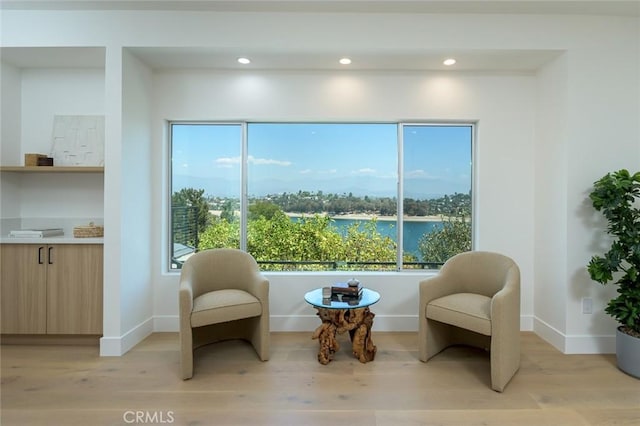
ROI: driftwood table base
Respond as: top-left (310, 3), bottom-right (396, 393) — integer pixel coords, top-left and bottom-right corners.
top-left (311, 307), bottom-right (377, 364)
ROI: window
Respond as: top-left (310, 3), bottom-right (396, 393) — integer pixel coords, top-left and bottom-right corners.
top-left (170, 123), bottom-right (241, 269)
top-left (247, 123), bottom-right (398, 271)
top-left (170, 122), bottom-right (473, 271)
top-left (402, 125), bottom-right (473, 268)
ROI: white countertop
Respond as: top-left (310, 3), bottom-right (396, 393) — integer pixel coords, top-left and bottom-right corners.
top-left (1, 236), bottom-right (104, 244)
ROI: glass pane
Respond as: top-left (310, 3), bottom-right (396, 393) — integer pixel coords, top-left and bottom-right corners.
top-left (247, 123), bottom-right (398, 271)
top-left (402, 125), bottom-right (472, 269)
top-left (170, 123), bottom-right (242, 269)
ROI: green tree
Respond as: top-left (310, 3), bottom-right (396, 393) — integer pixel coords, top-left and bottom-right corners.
top-left (220, 200), bottom-right (236, 223)
top-left (343, 219), bottom-right (397, 270)
top-left (247, 213), bottom-right (301, 269)
top-left (249, 201), bottom-right (284, 220)
top-left (198, 217), bottom-right (240, 250)
top-left (247, 214), bottom-right (394, 271)
top-left (418, 215), bottom-right (471, 265)
top-left (172, 188), bottom-right (211, 232)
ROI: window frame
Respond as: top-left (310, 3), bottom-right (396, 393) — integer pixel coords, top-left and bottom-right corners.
top-left (168, 120), bottom-right (475, 272)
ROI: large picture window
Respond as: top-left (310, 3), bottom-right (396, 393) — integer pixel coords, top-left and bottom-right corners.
top-left (170, 122), bottom-right (473, 271)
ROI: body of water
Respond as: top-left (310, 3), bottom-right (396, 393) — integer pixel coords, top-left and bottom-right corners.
top-left (330, 218), bottom-right (443, 259)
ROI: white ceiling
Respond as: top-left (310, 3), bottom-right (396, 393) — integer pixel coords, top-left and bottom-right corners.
top-left (0, 1), bottom-right (633, 71)
top-left (127, 47), bottom-right (562, 72)
top-left (0, 47), bottom-right (106, 68)
top-left (0, 46), bottom-right (563, 72)
top-left (1, 0), bottom-right (639, 16)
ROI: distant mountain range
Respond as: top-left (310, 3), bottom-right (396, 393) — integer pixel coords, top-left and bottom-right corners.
top-left (173, 174), bottom-right (465, 200)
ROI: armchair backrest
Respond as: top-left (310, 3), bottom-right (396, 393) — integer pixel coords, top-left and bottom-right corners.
top-left (182, 248), bottom-right (262, 298)
top-left (439, 251), bottom-right (519, 297)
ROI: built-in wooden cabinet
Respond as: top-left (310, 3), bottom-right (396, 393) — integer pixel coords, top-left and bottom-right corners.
top-left (0, 244), bottom-right (47, 333)
top-left (0, 243), bottom-right (103, 335)
top-left (1, 48), bottom-right (106, 342)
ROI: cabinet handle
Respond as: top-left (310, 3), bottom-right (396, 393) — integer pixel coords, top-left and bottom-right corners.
top-left (38, 246), bottom-right (44, 264)
top-left (48, 246), bottom-right (53, 264)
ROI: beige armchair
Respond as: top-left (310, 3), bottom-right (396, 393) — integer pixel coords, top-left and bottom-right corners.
top-left (179, 248), bottom-right (270, 380)
top-left (418, 251), bottom-right (521, 392)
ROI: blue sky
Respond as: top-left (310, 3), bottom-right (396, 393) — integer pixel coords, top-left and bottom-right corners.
top-left (172, 123), bottom-right (471, 199)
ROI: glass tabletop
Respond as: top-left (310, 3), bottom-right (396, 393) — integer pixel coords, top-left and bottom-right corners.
top-left (304, 288), bottom-right (381, 309)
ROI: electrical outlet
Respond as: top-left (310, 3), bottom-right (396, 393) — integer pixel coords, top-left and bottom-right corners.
top-left (582, 297), bottom-right (593, 314)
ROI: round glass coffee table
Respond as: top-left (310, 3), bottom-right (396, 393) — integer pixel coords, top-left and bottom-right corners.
top-left (304, 288), bottom-right (380, 364)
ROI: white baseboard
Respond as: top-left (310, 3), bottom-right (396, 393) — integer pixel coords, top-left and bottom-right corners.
top-left (270, 315), bottom-right (323, 332)
top-left (564, 334), bottom-right (615, 354)
top-left (98, 336), bottom-right (122, 356)
top-left (152, 314), bottom-right (421, 333)
top-left (100, 317), bottom-right (154, 356)
top-left (270, 314), bottom-right (534, 333)
top-left (103, 314), bottom-right (614, 356)
top-left (533, 317), bottom-right (566, 352)
top-left (533, 317), bottom-right (615, 354)
top-left (520, 314), bottom-right (534, 331)
top-left (153, 315), bottom-right (180, 332)
top-left (368, 315), bottom-right (418, 332)
top-left (151, 314), bottom-right (534, 334)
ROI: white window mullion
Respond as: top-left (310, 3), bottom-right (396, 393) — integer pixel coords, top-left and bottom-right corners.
top-left (397, 123), bottom-right (405, 271)
top-left (240, 122), bottom-right (248, 252)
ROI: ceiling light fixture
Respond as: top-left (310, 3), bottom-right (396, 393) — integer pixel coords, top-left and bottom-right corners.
top-left (237, 57), bottom-right (251, 65)
top-left (443, 58), bottom-right (457, 66)
top-left (339, 57), bottom-right (352, 65)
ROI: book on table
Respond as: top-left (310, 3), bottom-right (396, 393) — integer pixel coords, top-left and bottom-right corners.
top-left (331, 282), bottom-right (364, 297)
top-left (8, 228), bottom-right (64, 238)
top-left (330, 293), bottom-right (362, 305)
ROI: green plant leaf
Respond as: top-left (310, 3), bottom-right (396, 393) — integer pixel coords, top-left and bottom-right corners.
top-left (587, 169), bottom-right (640, 334)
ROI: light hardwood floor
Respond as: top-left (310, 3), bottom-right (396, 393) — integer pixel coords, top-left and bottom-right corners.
top-left (1, 332), bottom-right (639, 426)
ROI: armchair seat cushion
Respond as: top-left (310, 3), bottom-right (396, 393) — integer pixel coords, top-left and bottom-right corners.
top-left (426, 293), bottom-right (492, 336)
top-left (191, 289), bottom-right (262, 328)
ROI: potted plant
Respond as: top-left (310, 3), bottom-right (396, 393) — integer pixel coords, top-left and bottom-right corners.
top-left (587, 169), bottom-right (640, 378)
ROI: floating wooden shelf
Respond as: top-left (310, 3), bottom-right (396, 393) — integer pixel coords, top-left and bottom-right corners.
top-left (0, 166), bottom-right (104, 173)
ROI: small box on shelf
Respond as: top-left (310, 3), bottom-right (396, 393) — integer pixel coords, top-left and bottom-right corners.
top-left (73, 222), bottom-right (104, 238)
top-left (25, 153), bottom-right (48, 166)
top-left (36, 157), bottom-right (54, 166)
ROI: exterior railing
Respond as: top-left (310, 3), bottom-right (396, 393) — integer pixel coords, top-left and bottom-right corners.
top-left (257, 260), bottom-right (443, 270)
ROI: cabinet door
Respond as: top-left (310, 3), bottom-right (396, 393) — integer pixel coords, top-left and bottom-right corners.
top-left (0, 244), bottom-right (47, 333)
top-left (46, 244), bottom-right (103, 334)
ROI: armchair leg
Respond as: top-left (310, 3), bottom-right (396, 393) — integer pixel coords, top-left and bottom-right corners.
top-left (180, 328), bottom-right (193, 380)
top-left (421, 319), bottom-right (455, 362)
top-left (490, 333), bottom-right (520, 392)
top-left (249, 315), bottom-right (270, 361)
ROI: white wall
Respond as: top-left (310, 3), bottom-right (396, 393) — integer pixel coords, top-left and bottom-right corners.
top-left (562, 42), bottom-right (640, 352)
top-left (0, 62), bottom-right (21, 166)
top-left (100, 47), bottom-right (156, 356)
top-left (533, 53), bottom-right (569, 350)
top-left (0, 62), bottom-right (22, 221)
top-left (532, 22), bottom-right (640, 353)
top-left (119, 50), bottom-right (155, 346)
top-left (21, 69), bottom-right (104, 159)
top-left (1, 8), bottom-right (638, 355)
top-left (151, 69), bottom-right (537, 331)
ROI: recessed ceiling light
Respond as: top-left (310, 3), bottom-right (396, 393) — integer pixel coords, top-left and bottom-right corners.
top-left (339, 57), bottom-right (352, 65)
top-left (237, 57), bottom-right (251, 65)
top-left (443, 58), bottom-right (457, 66)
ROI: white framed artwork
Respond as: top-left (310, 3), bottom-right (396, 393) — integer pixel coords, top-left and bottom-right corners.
top-left (51, 115), bottom-right (105, 166)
